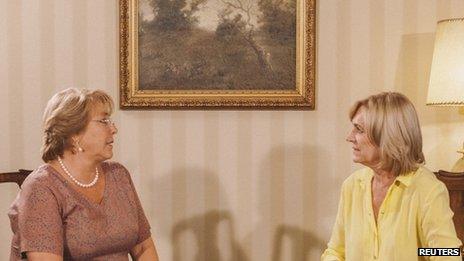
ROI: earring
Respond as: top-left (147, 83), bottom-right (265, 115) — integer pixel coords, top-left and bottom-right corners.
top-left (75, 140), bottom-right (84, 153)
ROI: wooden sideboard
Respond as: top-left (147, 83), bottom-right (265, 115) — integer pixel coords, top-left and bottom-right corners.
top-left (435, 170), bottom-right (464, 257)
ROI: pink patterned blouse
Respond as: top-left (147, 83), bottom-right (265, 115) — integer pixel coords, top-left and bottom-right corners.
top-left (8, 161), bottom-right (151, 260)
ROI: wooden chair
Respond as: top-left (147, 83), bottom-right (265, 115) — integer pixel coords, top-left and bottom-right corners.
top-left (0, 169), bottom-right (33, 187)
top-left (435, 170), bottom-right (464, 258)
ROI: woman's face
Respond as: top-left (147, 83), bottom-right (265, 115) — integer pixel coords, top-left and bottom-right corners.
top-left (75, 104), bottom-right (117, 162)
top-left (346, 106), bottom-right (380, 167)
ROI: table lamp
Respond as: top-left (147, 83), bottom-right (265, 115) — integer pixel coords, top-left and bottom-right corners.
top-left (427, 18), bottom-right (464, 172)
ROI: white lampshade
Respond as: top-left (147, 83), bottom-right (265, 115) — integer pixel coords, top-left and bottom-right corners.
top-left (427, 18), bottom-right (464, 105)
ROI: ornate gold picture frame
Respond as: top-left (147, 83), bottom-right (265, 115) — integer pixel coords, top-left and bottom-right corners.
top-left (119, 0), bottom-right (315, 109)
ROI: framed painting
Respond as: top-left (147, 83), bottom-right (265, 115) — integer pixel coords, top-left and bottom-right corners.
top-left (119, 0), bottom-right (315, 109)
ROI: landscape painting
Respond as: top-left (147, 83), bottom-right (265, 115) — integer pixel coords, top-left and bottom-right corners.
top-left (138, 0), bottom-right (295, 90)
top-left (119, 0), bottom-right (315, 109)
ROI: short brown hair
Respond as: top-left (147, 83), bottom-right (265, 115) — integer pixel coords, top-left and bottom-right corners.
top-left (41, 88), bottom-right (114, 162)
top-left (349, 92), bottom-right (425, 175)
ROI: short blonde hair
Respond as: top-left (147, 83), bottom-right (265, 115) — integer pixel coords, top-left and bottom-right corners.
top-left (41, 88), bottom-right (114, 162)
top-left (349, 92), bottom-right (425, 175)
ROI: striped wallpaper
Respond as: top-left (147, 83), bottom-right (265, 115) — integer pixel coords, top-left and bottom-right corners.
top-left (1, 0), bottom-right (464, 260)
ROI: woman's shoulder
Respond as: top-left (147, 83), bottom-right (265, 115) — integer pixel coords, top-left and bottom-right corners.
top-left (17, 164), bottom-right (66, 204)
top-left (21, 164), bottom-right (59, 189)
top-left (343, 167), bottom-right (372, 186)
top-left (409, 166), bottom-right (446, 191)
top-left (102, 161), bottom-right (133, 182)
top-left (103, 161), bottom-right (128, 172)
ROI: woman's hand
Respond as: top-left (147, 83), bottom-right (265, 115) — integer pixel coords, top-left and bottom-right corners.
top-left (130, 237), bottom-right (159, 261)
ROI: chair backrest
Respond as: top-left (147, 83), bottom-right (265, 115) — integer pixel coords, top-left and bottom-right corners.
top-left (435, 170), bottom-right (464, 257)
top-left (0, 169), bottom-right (33, 188)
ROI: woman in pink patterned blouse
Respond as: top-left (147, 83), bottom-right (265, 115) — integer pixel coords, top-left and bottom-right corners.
top-left (8, 88), bottom-right (159, 260)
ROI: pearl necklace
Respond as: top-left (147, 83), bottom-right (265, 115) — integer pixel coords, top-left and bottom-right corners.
top-left (57, 156), bottom-right (99, 188)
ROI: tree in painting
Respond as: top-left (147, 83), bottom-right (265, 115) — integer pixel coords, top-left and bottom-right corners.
top-left (138, 0), bottom-right (296, 90)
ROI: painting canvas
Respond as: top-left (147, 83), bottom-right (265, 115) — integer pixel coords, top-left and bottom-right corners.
top-left (138, 0), bottom-right (296, 90)
top-left (119, 0), bottom-right (315, 109)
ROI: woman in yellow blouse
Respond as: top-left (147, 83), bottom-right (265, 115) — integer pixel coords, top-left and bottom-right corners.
top-left (322, 92), bottom-right (462, 261)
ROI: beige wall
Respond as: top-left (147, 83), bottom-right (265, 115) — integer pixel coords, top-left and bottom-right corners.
top-left (1, 0), bottom-right (464, 260)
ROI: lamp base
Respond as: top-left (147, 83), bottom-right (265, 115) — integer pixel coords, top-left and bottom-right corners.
top-left (451, 147), bottom-right (464, 173)
top-left (451, 157), bottom-right (464, 172)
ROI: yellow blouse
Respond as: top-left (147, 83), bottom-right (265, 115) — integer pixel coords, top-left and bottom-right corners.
top-left (321, 167), bottom-right (462, 261)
